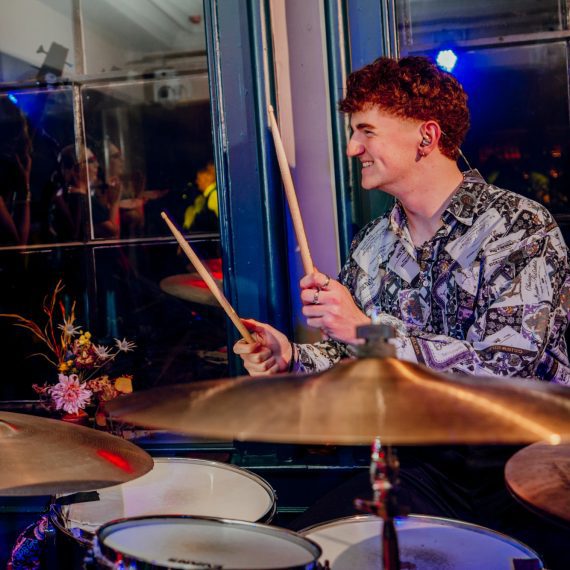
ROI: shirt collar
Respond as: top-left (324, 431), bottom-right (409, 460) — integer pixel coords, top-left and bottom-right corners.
top-left (389, 168), bottom-right (488, 237)
top-left (442, 169), bottom-right (487, 227)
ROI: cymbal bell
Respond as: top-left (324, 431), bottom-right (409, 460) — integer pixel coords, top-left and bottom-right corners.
top-left (0, 411), bottom-right (153, 496)
top-left (107, 357), bottom-right (570, 445)
top-left (505, 441), bottom-right (570, 525)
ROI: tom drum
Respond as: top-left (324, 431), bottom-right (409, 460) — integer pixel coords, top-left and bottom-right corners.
top-left (302, 514), bottom-right (543, 570)
top-left (51, 458), bottom-right (276, 567)
top-left (89, 515), bottom-right (321, 569)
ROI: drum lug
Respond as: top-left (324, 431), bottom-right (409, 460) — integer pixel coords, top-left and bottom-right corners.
top-left (82, 550), bottom-right (95, 570)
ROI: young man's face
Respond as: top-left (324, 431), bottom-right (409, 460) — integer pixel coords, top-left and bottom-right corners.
top-left (347, 106), bottom-right (423, 195)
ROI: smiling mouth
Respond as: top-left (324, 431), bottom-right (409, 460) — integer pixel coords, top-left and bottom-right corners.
top-left (361, 161), bottom-right (373, 168)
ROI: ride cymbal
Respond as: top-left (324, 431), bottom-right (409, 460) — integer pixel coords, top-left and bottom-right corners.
top-left (106, 357), bottom-right (570, 445)
top-left (0, 411), bottom-right (153, 496)
top-left (505, 441), bottom-right (570, 525)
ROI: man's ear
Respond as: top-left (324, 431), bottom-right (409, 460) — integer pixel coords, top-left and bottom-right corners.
top-left (420, 120), bottom-right (442, 147)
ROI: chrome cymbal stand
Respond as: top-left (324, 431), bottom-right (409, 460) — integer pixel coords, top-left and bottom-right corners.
top-left (355, 438), bottom-right (401, 570)
top-left (354, 324), bottom-right (402, 569)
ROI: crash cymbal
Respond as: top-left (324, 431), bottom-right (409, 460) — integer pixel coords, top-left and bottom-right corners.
top-left (107, 357), bottom-right (570, 445)
top-left (0, 411), bottom-right (153, 496)
top-left (160, 272), bottom-right (223, 306)
top-left (505, 441), bottom-right (570, 524)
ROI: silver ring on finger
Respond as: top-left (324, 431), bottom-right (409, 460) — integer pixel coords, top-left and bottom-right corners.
top-left (322, 274), bottom-right (331, 288)
top-left (312, 288), bottom-right (321, 305)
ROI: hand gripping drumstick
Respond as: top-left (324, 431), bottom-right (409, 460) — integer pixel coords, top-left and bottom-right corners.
top-left (161, 212), bottom-right (254, 344)
top-left (268, 105), bottom-right (314, 275)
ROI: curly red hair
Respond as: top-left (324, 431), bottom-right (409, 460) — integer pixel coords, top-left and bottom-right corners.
top-left (339, 56), bottom-right (469, 160)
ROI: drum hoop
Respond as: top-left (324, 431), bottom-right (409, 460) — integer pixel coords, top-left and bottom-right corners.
top-left (49, 503), bottom-right (94, 547)
top-left (95, 514), bottom-right (322, 570)
top-left (301, 513), bottom-right (542, 563)
top-left (150, 458), bottom-right (278, 523)
top-left (50, 457), bottom-right (277, 544)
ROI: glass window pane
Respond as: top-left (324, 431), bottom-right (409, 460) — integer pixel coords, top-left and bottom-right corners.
top-left (0, 0), bottom-right (75, 85)
top-left (0, 245), bottom-right (90, 400)
top-left (0, 88), bottom-right (79, 246)
top-left (458, 43), bottom-right (570, 216)
top-left (398, 41), bottom-right (570, 218)
top-left (82, 0), bottom-right (206, 75)
top-left (397, 0), bottom-right (565, 49)
top-left (93, 239), bottom-right (228, 391)
top-left (82, 72), bottom-right (217, 239)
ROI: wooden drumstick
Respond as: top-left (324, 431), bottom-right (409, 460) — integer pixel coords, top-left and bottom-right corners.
top-left (161, 212), bottom-right (254, 344)
top-left (268, 105), bottom-right (314, 275)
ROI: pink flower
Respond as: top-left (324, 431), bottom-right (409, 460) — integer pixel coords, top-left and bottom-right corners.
top-left (49, 374), bottom-right (92, 415)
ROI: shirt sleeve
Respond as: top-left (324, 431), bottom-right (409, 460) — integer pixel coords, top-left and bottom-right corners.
top-left (293, 339), bottom-right (354, 373)
top-left (291, 222), bottom-right (378, 373)
top-left (394, 225), bottom-right (570, 383)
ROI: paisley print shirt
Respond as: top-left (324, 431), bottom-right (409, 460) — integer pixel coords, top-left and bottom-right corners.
top-left (294, 170), bottom-right (570, 384)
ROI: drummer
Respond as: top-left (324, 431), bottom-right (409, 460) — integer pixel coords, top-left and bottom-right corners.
top-left (235, 55), bottom-right (569, 382)
top-left (234, 55), bottom-right (570, 568)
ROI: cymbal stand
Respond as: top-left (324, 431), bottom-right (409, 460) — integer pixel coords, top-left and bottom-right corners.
top-left (355, 437), bottom-right (401, 570)
top-left (354, 324), bottom-right (401, 569)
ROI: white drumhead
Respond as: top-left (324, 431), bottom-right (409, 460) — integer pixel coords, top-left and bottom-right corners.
top-left (302, 515), bottom-right (542, 570)
top-left (62, 458), bottom-right (274, 534)
top-left (97, 516), bottom-right (320, 569)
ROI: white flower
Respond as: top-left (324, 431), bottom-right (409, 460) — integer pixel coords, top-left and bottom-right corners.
top-left (115, 338), bottom-right (136, 353)
top-left (93, 344), bottom-right (112, 360)
top-left (57, 318), bottom-right (81, 337)
top-left (50, 374), bottom-right (92, 415)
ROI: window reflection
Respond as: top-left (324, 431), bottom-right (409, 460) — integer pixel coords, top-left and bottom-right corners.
top-left (0, 1), bottom-right (74, 85)
top-left (0, 89), bottom-right (74, 246)
top-left (182, 161), bottom-right (218, 232)
top-left (0, 1), bottom-right (206, 84)
top-left (396, 0), bottom-right (570, 221)
top-left (82, 0), bottom-right (206, 75)
top-left (456, 44), bottom-right (569, 215)
top-left (0, 1), bottom-right (227, 402)
top-left (398, 0), bottom-right (564, 48)
top-left (0, 97), bottom-right (32, 245)
top-left (82, 72), bottom-right (217, 239)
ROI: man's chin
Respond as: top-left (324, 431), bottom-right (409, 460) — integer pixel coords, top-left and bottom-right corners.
top-left (360, 180), bottom-right (381, 190)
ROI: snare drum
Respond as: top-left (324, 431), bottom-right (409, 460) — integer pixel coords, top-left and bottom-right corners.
top-left (302, 514), bottom-right (543, 569)
top-left (51, 458), bottom-right (276, 566)
top-left (90, 515), bottom-right (321, 569)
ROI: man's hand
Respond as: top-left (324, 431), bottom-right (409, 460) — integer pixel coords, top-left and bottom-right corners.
top-left (233, 319), bottom-right (292, 376)
top-left (300, 272), bottom-right (370, 344)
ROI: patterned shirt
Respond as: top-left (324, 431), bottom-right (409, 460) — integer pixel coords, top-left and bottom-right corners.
top-left (294, 170), bottom-right (570, 384)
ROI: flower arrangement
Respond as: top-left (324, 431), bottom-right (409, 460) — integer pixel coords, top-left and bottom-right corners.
top-left (1, 281), bottom-right (135, 425)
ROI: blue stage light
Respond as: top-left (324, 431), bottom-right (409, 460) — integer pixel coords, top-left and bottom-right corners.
top-left (436, 49), bottom-right (458, 73)
top-left (8, 93), bottom-right (18, 104)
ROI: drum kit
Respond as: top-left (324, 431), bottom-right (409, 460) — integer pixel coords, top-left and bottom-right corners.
top-left (2, 354), bottom-right (570, 569)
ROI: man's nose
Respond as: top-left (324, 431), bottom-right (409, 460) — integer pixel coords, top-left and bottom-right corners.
top-left (346, 138), bottom-right (364, 157)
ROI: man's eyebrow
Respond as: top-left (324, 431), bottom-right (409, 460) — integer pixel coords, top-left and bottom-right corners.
top-left (353, 122), bottom-right (375, 130)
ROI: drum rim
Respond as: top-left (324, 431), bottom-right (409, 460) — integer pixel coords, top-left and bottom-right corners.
top-left (94, 514), bottom-right (322, 570)
top-left (300, 513), bottom-right (543, 565)
top-left (50, 456), bottom-right (277, 545)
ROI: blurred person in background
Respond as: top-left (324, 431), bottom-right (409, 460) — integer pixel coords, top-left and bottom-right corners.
top-left (0, 98), bottom-right (32, 245)
top-left (183, 161), bottom-right (218, 232)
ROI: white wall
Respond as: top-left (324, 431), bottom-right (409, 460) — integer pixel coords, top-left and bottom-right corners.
top-left (269, 0), bottom-right (341, 341)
